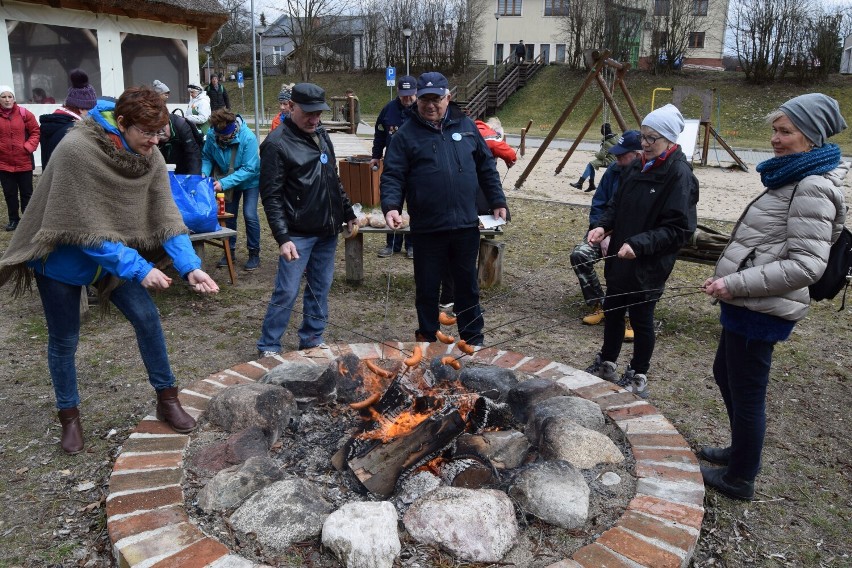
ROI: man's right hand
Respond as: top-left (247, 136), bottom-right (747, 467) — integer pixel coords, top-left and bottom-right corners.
top-left (385, 210), bottom-right (403, 229)
top-left (280, 241), bottom-right (299, 262)
top-left (369, 158), bottom-right (380, 169)
top-left (587, 227), bottom-right (606, 245)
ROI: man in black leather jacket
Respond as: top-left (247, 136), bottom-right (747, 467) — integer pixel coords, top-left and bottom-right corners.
top-left (256, 83), bottom-right (356, 356)
top-left (157, 113), bottom-right (201, 174)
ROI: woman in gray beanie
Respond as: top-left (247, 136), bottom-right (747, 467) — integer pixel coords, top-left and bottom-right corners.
top-left (584, 103), bottom-right (699, 399)
top-left (700, 93), bottom-right (847, 500)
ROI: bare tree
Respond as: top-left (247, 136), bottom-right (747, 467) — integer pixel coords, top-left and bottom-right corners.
top-left (274, 0), bottom-right (349, 81)
top-left (559, 0), bottom-right (609, 68)
top-left (646, 0), bottom-right (724, 74)
top-left (730, 0), bottom-right (808, 83)
top-left (784, 7), bottom-right (845, 82)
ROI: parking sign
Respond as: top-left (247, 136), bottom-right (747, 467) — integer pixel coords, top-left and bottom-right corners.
top-left (237, 71), bottom-right (244, 89)
top-left (386, 67), bottom-right (396, 87)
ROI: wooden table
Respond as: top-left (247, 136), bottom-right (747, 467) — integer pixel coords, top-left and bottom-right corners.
top-left (344, 226), bottom-right (506, 288)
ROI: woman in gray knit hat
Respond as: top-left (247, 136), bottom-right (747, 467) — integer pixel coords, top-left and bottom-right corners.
top-left (700, 93), bottom-right (848, 501)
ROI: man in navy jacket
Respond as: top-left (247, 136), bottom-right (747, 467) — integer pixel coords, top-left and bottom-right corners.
top-left (381, 72), bottom-right (508, 346)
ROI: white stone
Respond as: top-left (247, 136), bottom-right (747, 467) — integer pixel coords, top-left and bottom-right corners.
top-left (599, 471), bottom-right (622, 486)
top-left (508, 461), bottom-right (590, 529)
top-left (321, 501), bottom-right (401, 568)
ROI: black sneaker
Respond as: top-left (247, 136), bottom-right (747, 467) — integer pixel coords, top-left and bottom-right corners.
top-left (217, 253), bottom-right (234, 268)
top-left (4, 220), bottom-right (18, 231)
top-left (585, 354), bottom-right (617, 382)
top-left (617, 368), bottom-right (649, 398)
top-left (377, 246), bottom-right (394, 258)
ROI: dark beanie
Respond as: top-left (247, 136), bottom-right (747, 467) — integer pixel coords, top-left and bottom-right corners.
top-left (779, 93), bottom-right (847, 148)
top-left (66, 69), bottom-right (97, 110)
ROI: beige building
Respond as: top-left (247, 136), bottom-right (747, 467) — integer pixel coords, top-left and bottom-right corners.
top-left (478, 0), bottom-right (729, 69)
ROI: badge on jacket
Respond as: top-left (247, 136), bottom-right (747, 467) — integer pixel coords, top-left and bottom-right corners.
top-left (320, 152), bottom-right (328, 164)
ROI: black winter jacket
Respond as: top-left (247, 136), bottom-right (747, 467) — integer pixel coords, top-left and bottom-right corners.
top-left (596, 146), bottom-right (698, 297)
top-left (259, 119), bottom-right (355, 245)
top-left (157, 114), bottom-right (202, 174)
top-left (206, 84), bottom-right (230, 111)
top-left (380, 103), bottom-right (507, 233)
top-left (38, 112), bottom-right (77, 169)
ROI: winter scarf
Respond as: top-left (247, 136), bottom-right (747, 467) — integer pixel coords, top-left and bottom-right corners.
top-left (0, 118), bottom-right (187, 295)
top-left (756, 143), bottom-right (841, 189)
top-left (640, 144), bottom-right (679, 172)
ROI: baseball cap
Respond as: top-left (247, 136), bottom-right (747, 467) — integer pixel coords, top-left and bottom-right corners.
top-left (416, 72), bottom-right (449, 97)
top-left (290, 83), bottom-right (331, 112)
top-left (397, 75), bottom-right (416, 96)
top-left (609, 130), bottom-right (642, 155)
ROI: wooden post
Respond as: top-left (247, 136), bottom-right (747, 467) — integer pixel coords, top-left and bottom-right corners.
top-left (345, 232), bottom-right (365, 283)
top-left (555, 101), bottom-right (603, 175)
top-left (477, 239), bottom-right (504, 288)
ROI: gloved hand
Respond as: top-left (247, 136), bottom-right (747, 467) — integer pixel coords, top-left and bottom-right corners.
top-left (601, 122), bottom-right (612, 137)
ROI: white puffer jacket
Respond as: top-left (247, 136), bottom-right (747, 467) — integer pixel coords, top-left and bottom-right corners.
top-left (714, 162), bottom-right (848, 321)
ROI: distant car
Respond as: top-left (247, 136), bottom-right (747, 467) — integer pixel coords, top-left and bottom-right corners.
top-left (658, 50), bottom-right (683, 70)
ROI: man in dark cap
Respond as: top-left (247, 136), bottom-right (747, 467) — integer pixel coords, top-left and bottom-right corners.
top-left (371, 74), bottom-right (417, 259)
top-left (256, 83), bottom-right (357, 357)
top-left (381, 71), bottom-right (508, 347)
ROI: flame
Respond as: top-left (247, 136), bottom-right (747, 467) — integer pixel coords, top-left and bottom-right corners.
top-left (359, 407), bottom-right (433, 442)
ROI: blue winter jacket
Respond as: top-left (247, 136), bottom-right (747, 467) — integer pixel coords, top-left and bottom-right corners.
top-left (371, 97), bottom-right (414, 160)
top-left (380, 103), bottom-right (507, 233)
top-left (29, 99), bottom-right (201, 285)
top-left (588, 160), bottom-right (633, 228)
top-left (201, 118), bottom-right (260, 190)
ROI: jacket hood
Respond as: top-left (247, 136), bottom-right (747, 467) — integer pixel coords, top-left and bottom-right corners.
top-left (824, 161), bottom-right (850, 188)
top-left (38, 113), bottom-right (77, 140)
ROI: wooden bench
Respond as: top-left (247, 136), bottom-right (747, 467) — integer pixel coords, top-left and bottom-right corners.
top-left (189, 228), bottom-right (238, 284)
top-left (344, 226), bottom-right (506, 288)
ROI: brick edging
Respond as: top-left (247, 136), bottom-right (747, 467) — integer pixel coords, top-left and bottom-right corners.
top-left (106, 342), bottom-right (704, 568)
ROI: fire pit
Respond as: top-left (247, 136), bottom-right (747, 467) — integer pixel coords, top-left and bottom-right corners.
top-left (105, 342), bottom-right (705, 567)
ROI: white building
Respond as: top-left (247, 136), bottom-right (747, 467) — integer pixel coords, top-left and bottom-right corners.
top-left (841, 33), bottom-right (852, 74)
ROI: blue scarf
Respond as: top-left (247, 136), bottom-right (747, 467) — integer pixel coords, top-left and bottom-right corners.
top-left (756, 143), bottom-right (841, 189)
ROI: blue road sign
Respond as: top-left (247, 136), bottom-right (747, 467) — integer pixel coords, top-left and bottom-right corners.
top-left (237, 71), bottom-right (244, 89)
top-left (386, 67), bottom-right (396, 87)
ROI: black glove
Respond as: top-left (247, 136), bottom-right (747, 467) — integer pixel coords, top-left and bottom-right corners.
top-left (601, 122), bottom-right (612, 137)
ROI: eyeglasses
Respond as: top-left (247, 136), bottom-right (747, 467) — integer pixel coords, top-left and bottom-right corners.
top-left (418, 95), bottom-right (447, 106)
top-left (640, 134), bottom-right (663, 145)
top-left (132, 124), bottom-right (167, 139)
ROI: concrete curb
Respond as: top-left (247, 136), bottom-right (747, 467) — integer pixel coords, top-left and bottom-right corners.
top-left (106, 342), bottom-right (704, 568)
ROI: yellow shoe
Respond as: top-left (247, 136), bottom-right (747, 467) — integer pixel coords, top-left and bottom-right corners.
top-left (624, 318), bottom-right (634, 342)
top-left (582, 304), bottom-right (605, 325)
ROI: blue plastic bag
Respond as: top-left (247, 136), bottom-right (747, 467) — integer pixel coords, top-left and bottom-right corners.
top-left (168, 173), bottom-right (219, 233)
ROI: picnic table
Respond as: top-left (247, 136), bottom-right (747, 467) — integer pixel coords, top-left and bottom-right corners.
top-left (344, 226), bottom-right (506, 288)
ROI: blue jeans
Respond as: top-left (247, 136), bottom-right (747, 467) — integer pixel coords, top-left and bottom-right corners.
top-left (224, 186), bottom-right (260, 252)
top-left (412, 228), bottom-right (483, 344)
top-left (713, 328), bottom-right (774, 481)
top-left (34, 273), bottom-right (176, 410)
top-left (257, 235), bottom-right (337, 351)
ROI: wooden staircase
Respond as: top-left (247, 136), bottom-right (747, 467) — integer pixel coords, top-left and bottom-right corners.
top-left (452, 54), bottom-right (546, 119)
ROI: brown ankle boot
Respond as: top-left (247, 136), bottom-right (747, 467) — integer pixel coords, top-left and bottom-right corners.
top-left (155, 387), bottom-right (197, 433)
top-left (58, 408), bottom-right (84, 455)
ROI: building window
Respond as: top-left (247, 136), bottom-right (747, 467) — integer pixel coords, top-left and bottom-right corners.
top-left (654, 0), bottom-right (670, 16)
top-left (556, 44), bottom-right (566, 62)
top-left (544, 0), bottom-right (570, 16)
top-left (693, 0), bottom-right (708, 16)
top-left (498, 0), bottom-right (522, 16)
top-left (652, 31), bottom-right (669, 48)
top-left (688, 32), bottom-right (705, 48)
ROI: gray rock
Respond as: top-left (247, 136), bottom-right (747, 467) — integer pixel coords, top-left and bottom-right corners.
top-left (395, 471), bottom-right (442, 510)
top-left (260, 359), bottom-right (335, 405)
top-left (324, 353), bottom-right (362, 403)
top-left (508, 460), bottom-right (590, 529)
top-left (455, 431), bottom-right (530, 470)
top-left (187, 427), bottom-right (270, 477)
top-left (507, 379), bottom-right (570, 423)
top-left (403, 486), bottom-right (517, 563)
top-left (197, 456), bottom-right (283, 512)
top-left (538, 417), bottom-right (625, 469)
top-left (458, 366), bottom-right (519, 402)
top-left (322, 501), bottom-right (401, 568)
top-left (206, 383), bottom-right (297, 444)
top-left (599, 471), bottom-right (622, 486)
top-left (229, 478), bottom-right (333, 554)
top-left (526, 395), bottom-right (605, 444)
top-left (429, 356), bottom-right (460, 383)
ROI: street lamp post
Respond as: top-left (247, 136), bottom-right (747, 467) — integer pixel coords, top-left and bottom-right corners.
top-left (402, 26), bottom-right (412, 76)
top-left (493, 12), bottom-right (500, 80)
top-left (250, 0), bottom-right (260, 139)
top-left (204, 45), bottom-right (212, 83)
top-left (258, 29), bottom-right (266, 128)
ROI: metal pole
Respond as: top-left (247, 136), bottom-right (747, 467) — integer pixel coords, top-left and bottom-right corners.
top-left (259, 32), bottom-right (265, 129)
top-left (493, 14), bottom-right (500, 81)
top-left (250, 0), bottom-right (260, 140)
top-left (405, 36), bottom-right (410, 76)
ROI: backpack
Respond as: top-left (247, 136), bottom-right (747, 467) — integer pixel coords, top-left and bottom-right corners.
top-left (789, 184), bottom-right (852, 310)
top-left (172, 108), bottom-right (205, 147)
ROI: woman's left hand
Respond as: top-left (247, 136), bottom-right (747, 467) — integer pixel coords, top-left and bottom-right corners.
top-left (703, 277), bottom-right (732, 300)
top-left (617, 243), bottom-right (636, 259)
top-left (187, 269), bottom-right (220, 294)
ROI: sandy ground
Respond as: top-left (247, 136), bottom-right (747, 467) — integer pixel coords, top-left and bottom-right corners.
top-left (495, 146), bottom-right (851, 223)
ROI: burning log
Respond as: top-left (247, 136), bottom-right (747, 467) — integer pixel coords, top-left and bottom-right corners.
top-left (438, 455), bottom-right (499, 489)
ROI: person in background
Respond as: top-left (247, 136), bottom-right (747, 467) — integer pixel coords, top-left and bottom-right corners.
top-left (381, 72), bottom-right (508, 346)
top-left (514, 40), bottom-right (526, 64)
top-left (202, 108), bottom-right (261, 271)
top-left (185, 84), bottom-right (211, 136)
top-left (699, 94), bottom-right (847, 501)
top-left (584, 104), bottom-right (698, 399)
top-left (342, 88), bottom-right (360, 127)
top-left (206, 75), bottom-right (230, 111)
top-left (0, 86), bottom-right (219, 455)
top-left (39, 69), bottom-right (98, 169)
top-left (153, 80), bottom-right (201, 175)
top-left (570, 122), bottom-right (618, 192)
top-left (257, 83), bottom-right (356, 356)
top-left (0, 85), bottom-right (40, 232)
top-left (371, 75), bottom-right (417, 259)
top-left (270, 85), bottom-right (293, 131)
top-left (31, 87), bottom-right (56, 104)
top-left (570, 130), bottom-right (642, 339)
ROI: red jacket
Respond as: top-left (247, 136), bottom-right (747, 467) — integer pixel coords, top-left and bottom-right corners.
top-left (0, 104), bottom-right (40, 172)
top-left (475, 120), bottom-right (516, 167)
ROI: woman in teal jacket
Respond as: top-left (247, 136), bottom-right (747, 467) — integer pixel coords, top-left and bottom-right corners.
top-left (202, 108), bottom-right (262, 270)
